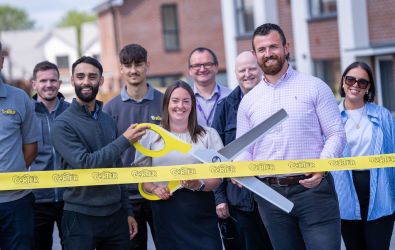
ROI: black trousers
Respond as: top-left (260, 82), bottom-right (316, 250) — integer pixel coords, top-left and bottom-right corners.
top-left (341, 171), bottom-right (394, 250)
top-left (33, 202), bottom-right (64, 250)
top-left (129, 199), bottom-right (156, 250)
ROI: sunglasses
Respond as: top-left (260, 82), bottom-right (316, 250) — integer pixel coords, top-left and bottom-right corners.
top-left (344, 76), bottom-right (369, 89)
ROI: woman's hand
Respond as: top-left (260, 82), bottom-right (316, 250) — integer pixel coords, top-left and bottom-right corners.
top-left (152, 185), bottom-right (172, 200)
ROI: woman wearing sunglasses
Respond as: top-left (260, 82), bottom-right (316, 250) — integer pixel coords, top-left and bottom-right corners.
top-left (331, 61), bottom-right (395, 250)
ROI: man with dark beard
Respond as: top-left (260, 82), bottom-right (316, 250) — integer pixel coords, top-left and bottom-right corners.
top-left (235, 23), bottom-right (346, 250)
top-left (30, 61), bottom-right (69, 250)
top-left (50, 56), bottom-right (149, 249)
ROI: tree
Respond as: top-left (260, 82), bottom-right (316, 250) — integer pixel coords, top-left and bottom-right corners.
top-left (0, 5), bottom-right (34, 31)
top-left (58, 10), bottom-right (96, 56)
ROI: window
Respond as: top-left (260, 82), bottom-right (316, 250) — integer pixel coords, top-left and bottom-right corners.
top-left (56, 56), bottom-right (69, 69)
top-left (309, 0), bottom-right (337, 18)
top-left (161, 4), bottom-right (180, 51)
top-left (379, 60), bottom-right (395, 112)
top-left (147, 74), bottom-right (181, 88)
top-left (313, 59), bottom-right (341, 99)
top-left (235, 0), bottom-right (254, 35)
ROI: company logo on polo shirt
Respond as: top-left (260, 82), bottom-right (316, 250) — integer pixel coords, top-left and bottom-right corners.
top-left (131, 169), bottom-right (157, 178)
top-left (92, 171), bottom-right (118, 181)
top-left (12, 174), bottom-right (39, 184)
top-left (150, 115), bottom-right (162, 121)
top-left (52, 173), bottom-right (79, 182)
top-left (0, 109), bottom-right (16, 115)
top-left (170, 167), bottom-right (196, 176)
top-left (209, 164), bottom-right (235, 174)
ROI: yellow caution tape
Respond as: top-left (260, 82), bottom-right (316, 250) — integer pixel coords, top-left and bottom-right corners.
top-left (0, 154), bottom-right (395, 191)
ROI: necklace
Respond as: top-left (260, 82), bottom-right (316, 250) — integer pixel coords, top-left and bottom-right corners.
top-left (347, 105), bottom-right (365, 129)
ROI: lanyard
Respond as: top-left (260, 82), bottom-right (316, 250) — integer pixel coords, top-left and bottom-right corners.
top-left (196, 85), bottom-right (221, 126)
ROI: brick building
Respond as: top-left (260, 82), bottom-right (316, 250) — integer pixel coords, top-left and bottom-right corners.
top-left (94, 0), bottom-right (227, 93)
top-left (95, 0), bottom-right (395, 113)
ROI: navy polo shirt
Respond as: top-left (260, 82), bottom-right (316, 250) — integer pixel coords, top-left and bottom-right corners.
top-left (0, 81), bottom-right (40, 202)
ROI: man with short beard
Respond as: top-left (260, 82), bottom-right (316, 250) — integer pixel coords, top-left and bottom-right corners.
top-left (30, 61), bottom-right (70, 250)
top-left (235, 23), bottom-right (346, 250)
top-left (50, 56), bottom-right (149, 249)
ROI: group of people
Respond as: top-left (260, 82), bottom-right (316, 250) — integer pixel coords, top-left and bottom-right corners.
top-left (0, 22), bottom-right (394, 250)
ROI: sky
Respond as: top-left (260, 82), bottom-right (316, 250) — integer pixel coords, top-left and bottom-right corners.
top-left (0, 0), bottom-right (104, 29)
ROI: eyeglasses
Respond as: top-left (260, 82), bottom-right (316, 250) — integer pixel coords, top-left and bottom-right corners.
top-left (344, 76), bottom-right (369, 89)
top-left (189, 62), bottom-right (216, 71)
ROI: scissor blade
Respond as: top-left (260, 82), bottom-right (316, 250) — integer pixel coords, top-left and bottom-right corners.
top-left (218, 109), bottom-right (288, 160)
top-left (190, 148), bottom-right (294, 213)
top-left (233, 177), bottom-right (294, 213)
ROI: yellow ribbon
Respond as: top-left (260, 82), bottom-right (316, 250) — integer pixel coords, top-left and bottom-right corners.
top-left (1, 154), bottom-right (394, 191)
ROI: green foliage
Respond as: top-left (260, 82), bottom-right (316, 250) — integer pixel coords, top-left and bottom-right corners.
top-left (58, 10), bottom-right (96, 56)
top-left (0, 5), bottom-right (34, 31)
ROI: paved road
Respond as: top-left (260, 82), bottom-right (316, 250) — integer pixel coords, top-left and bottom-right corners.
top-left (53, 223), bottom-right (395, 249)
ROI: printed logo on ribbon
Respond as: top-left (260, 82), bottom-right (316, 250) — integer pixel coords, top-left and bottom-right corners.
top-left (12, 174), bottom-right (39, 184)
top-left (131, 169), bottom-right (158, 178)
top-left (248, 163), bottom-right (275, 172)
top-left (328, 159), bottom-right (356, 167)
top-left (92, 171), bottom-right (118, 181)
top-left (288, 161), bottom-right (315, 169)
top-left (52, 173), bottom-right (79, 182)
top-left (369, 155), bottom-right (395, 164)
top-left (170, 167), bottom-right (196, 176)
top-left (209, 164), bottom-right (235, 174)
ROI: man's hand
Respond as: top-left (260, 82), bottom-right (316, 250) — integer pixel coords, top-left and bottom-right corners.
top-left (127, 216), bottom-right (138, 239)
top-left (216, 203), bottom-right (230, 219)
top-left (299, 172), bottom-right (325, 188)
top-left (153, 185), bottom-right (171, 200)
top-left (123, 124), bottom-right (150, 144)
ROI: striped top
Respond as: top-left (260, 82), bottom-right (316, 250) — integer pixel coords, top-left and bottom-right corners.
top-left (331, 101), bottom-right (395, 220)
top-left (235, 66), bottom-right (346, 175)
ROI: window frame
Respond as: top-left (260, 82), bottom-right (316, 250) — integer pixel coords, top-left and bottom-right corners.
top-left (234, 0), bottom-right (255, 36)
top-left (160, 4), bottom-right (180, 52)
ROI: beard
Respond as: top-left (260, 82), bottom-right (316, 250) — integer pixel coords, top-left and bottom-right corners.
top-left (259, 54), bottom-right (286, 75)
top-left (74, 84), bottom-right (99, 102)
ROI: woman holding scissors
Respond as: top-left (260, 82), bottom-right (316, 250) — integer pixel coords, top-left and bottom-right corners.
top-left (134, 80), bottom-right (223, 250)
top-left (331, 62), bottom-right (395, 250)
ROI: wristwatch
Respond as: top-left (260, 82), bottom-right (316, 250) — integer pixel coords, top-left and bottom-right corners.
top-left (196, 180), bottom-right (205, 191)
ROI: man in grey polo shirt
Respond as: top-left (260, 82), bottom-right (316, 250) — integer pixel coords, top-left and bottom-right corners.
top-left (104, 44), bottom-right (163, 250)
top-left (188, 47), bottom-right (231, 127)
top-left (0, 41), bottom-right (40, 249)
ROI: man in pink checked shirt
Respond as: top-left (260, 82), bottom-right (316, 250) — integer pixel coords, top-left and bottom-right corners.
top-left (236, 23), bottom-right (346, 250)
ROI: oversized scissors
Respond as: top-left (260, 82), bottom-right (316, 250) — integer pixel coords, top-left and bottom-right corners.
top-left (134, 109), bottom-right (294, 213)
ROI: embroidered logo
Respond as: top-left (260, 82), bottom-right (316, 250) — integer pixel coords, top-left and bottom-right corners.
top-left (0, 109), bottom-right (16, 115)
top-left (150, 115), bottom-right (162, 121)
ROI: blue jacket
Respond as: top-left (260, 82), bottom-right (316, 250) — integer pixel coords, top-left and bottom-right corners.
top-left (30, 93), bottom-right (69, 203)
top-left (212, 86), bottom-right (255, 212)
top-left (331, 101), bottom-right (395, 220)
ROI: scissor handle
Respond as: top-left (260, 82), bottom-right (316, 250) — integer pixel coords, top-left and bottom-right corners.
top-left (138, 181), bottom-right (182, 200)
top-left (133, 123), bottom-right (192, 158)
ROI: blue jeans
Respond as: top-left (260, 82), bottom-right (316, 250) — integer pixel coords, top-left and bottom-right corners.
top-left (0, 193), bottom-right (35, 250)
top-left (255, 175), bottom-right (341, 250)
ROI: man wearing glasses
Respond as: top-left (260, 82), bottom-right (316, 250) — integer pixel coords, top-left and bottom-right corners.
top-left (188, 47), bottom-right (231, 127)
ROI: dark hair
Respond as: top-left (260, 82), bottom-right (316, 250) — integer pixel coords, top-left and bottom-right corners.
top-left (161, 80), bottom-right (206, 143)
top-left (339, 61), bottom-right (376, 102)
top-left (119, 44), bottom-right (147, 65)
top-left (188, 47), bottom-right (218, 67)
top-left (32, 61), bottom-right (59, 80)
top-left (72, 56), bottom-right (103, 76)
top-left (252, 23), bottom-right (289, 60)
